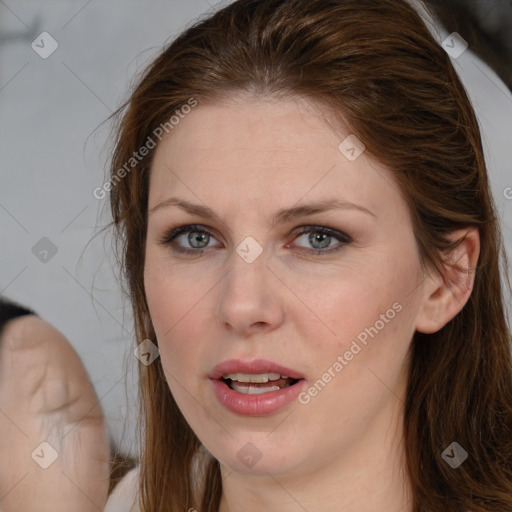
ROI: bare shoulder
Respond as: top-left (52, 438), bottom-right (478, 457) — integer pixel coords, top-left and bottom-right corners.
top-left (104, 468), bottom-right (140, 512)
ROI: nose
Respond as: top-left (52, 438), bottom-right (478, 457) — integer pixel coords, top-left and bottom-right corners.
top-left (215, 247), bottom-right (285, 338)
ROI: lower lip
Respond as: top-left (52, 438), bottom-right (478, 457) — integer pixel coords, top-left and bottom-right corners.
top-left (210, 379), bottom-right (305, 416)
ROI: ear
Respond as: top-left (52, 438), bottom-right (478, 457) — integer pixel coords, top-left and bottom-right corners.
top-left (415, 228), bottom-right (480, 334)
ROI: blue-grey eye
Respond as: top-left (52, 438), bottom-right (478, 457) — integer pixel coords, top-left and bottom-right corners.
top-left (158, 224), bottom-right (221, 253)
top-left (161, 224), bottom-right (349, 256)
top-left (291, 226), bottom-right (351, 253)
top-left (294, 228), bottom-right (340, 250)
top-left (308, 231), bottom-right (331, 249)
top-left (187, 230), bottom-right (210, 248)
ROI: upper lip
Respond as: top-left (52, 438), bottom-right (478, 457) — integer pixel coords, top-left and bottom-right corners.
top-left (208, 358), bottom-right (305, 380)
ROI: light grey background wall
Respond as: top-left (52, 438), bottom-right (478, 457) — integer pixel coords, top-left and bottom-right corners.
top-left (1, 0), bottom-right (511, 456)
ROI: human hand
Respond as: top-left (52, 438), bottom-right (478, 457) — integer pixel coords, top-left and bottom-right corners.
top-left (0, 314), bottom-right (110, 511)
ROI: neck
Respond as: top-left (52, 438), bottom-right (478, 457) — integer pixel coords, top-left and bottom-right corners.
top-left (217, 400), bottom-right (413, 512)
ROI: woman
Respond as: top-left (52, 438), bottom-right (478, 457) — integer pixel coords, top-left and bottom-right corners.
top-left (105, 0), bottom-right (512, 510)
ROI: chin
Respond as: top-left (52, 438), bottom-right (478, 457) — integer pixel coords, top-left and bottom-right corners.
top-left (205, 435), bottom-right (302, 477)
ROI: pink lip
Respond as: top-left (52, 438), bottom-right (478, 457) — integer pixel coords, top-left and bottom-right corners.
top-left (208, 358), bottom-right (305, 380)
top-left (208, 359), bottom-right (305, 416)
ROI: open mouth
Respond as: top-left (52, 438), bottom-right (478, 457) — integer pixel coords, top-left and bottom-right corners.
top-left (221, 372), bottom-right (300, 395)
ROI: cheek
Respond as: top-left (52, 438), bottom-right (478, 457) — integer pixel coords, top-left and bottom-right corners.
top-left (286, 257), bottom-right (419, 374)
top-left (285, 270), bottom-right (401, 345)
top-left (145, 248), bottom-right (199, 329)
top-left (144, 261), bottom-right (218, 423)
top-left (144, 256), bottom-right (212, 370)
top-left (293, 277), bottom-right (415, 426)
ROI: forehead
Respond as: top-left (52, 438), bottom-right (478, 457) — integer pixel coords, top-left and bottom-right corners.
top-left (148, 94), bottom-right (401, 217)
top-left (154, 94), bottom-right (343, 159)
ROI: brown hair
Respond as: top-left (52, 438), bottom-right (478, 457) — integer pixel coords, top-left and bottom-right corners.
top-left (108, 0), bottom-right (512, 510)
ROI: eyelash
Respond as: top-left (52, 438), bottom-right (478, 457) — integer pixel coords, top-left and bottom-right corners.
top-left (158, 223), bottom-right (351, 256)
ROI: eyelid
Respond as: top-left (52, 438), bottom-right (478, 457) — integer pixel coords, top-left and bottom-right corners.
top-left (291, 225), bottom-right (351, 243)
top-left (157, 223), bottom-right (222, 247)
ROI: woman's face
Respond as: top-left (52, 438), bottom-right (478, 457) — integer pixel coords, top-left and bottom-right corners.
top-left (144, 94), bottom-right (431, 478)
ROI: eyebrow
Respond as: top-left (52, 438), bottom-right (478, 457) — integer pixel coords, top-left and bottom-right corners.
top-left (148, 197), bottom-right (376, 226)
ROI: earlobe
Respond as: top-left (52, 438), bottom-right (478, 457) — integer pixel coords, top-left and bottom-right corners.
top-left (415, 228), bottom-right (480, 334)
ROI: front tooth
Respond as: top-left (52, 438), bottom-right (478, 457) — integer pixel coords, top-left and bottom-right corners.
top-left (240, 373), bottom-right (268, 383)
top-left (222, 372), bottom-right (282, 383)
top-left (230, 382), bottom-right (281, 394)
